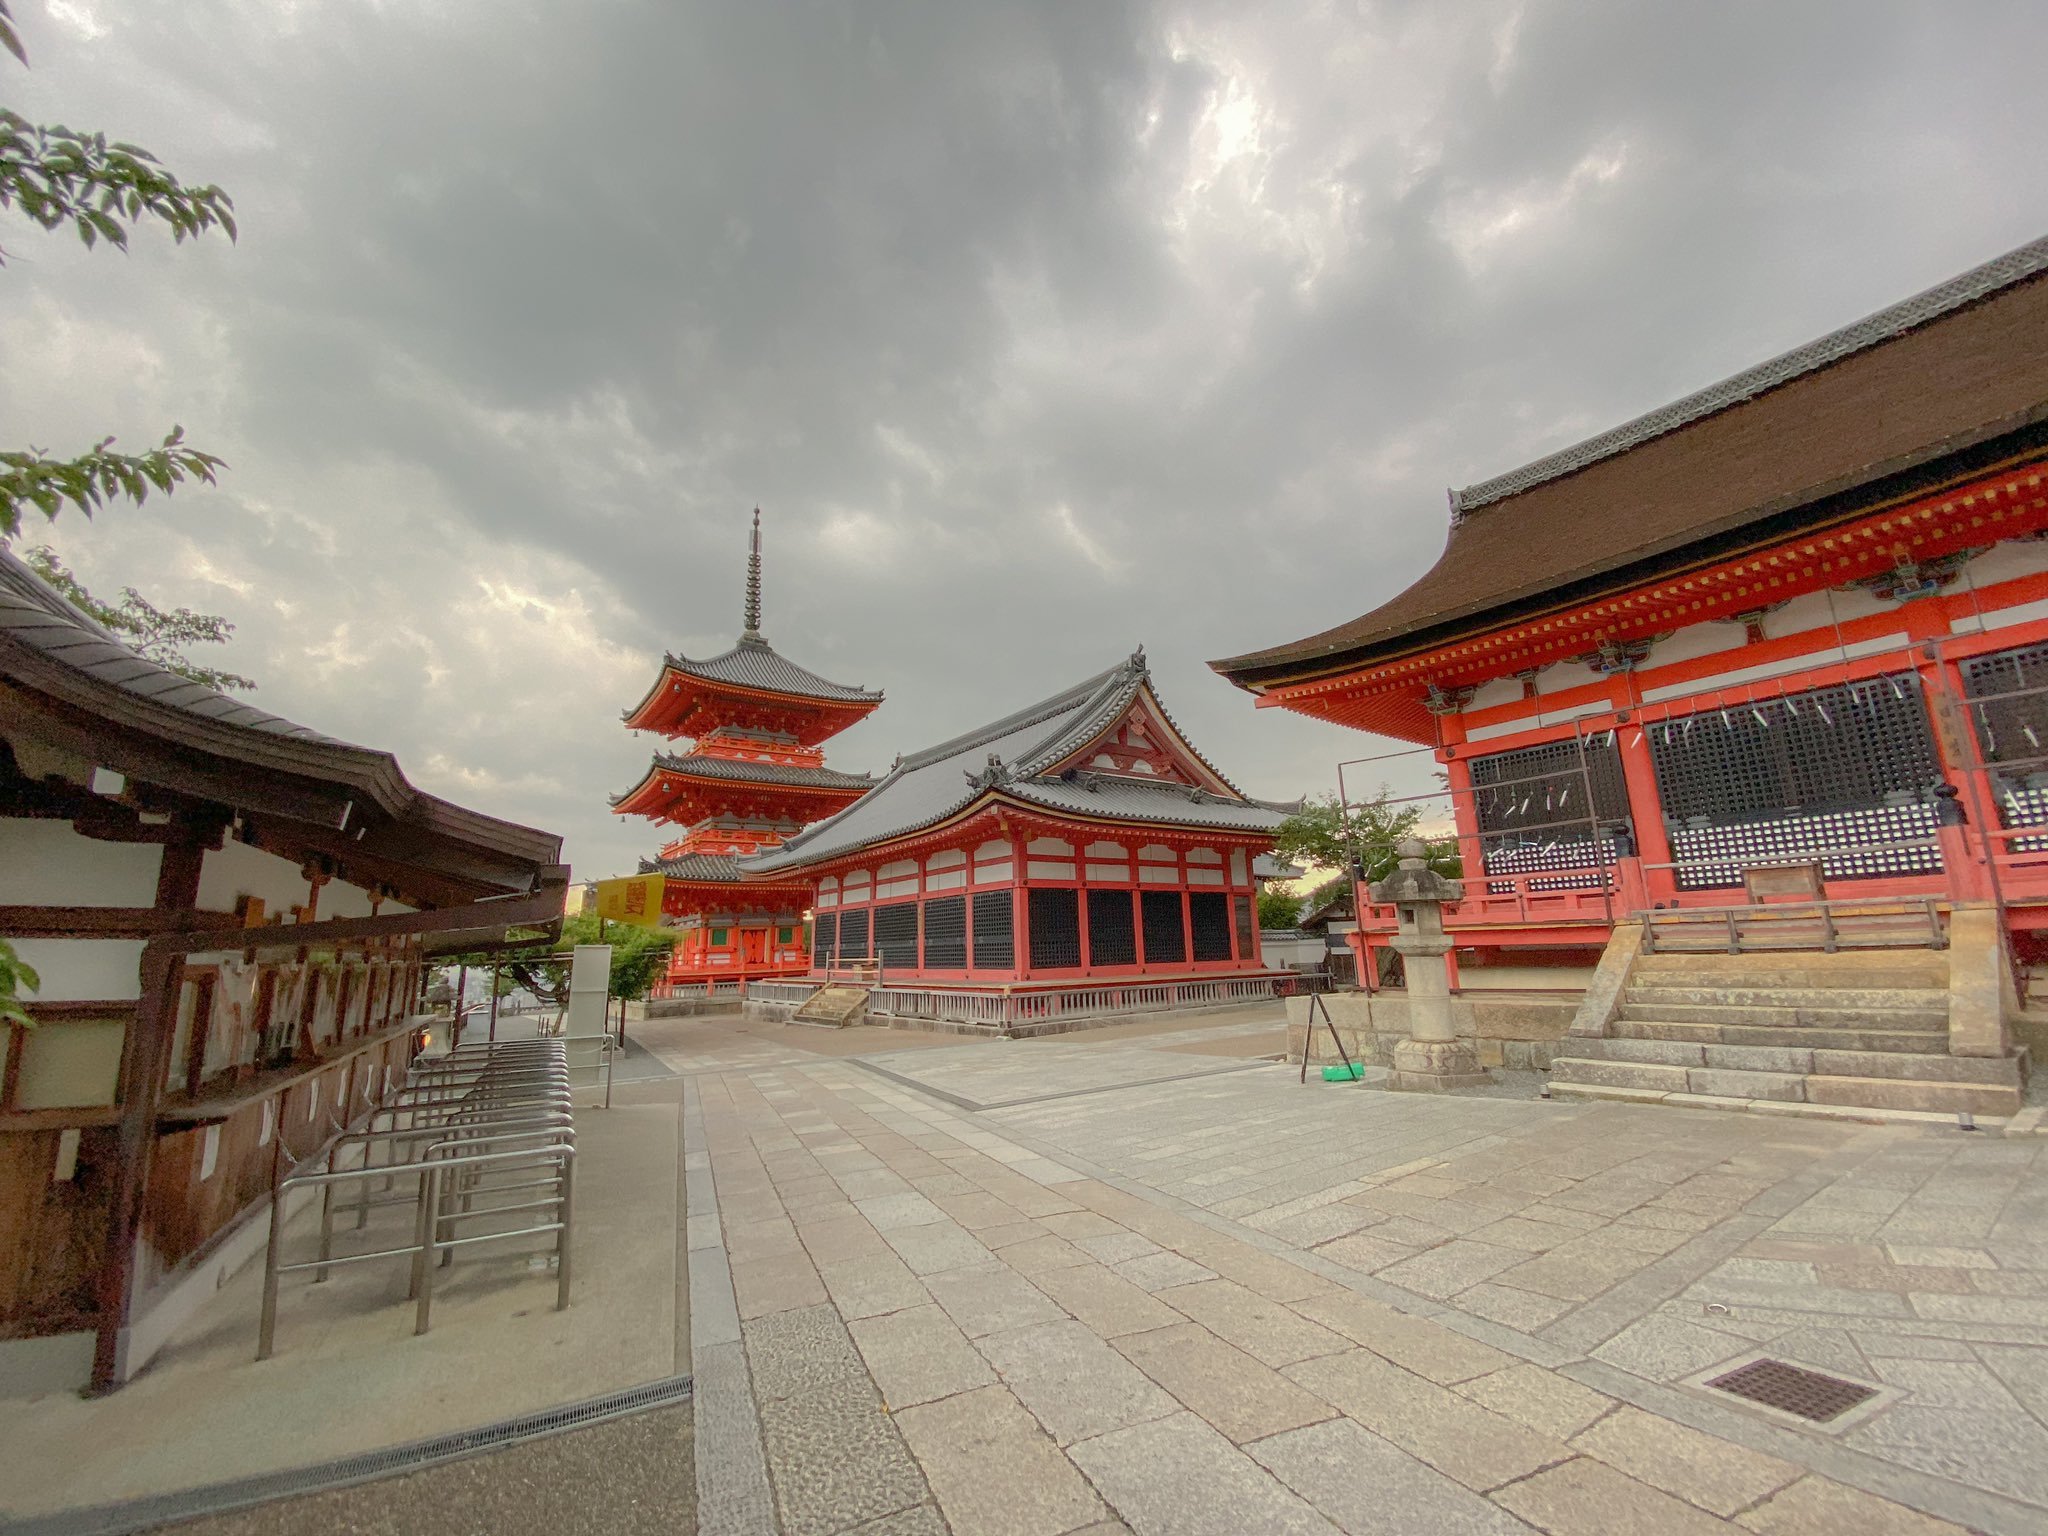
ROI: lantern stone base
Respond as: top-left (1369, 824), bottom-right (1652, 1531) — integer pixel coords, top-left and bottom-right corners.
top-left (1386, 1037), bottom-right (1492, 1092)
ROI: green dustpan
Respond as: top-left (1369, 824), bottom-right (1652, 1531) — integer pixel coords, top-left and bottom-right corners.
top-left (1321, 1062), bottom-right (1367, 1082)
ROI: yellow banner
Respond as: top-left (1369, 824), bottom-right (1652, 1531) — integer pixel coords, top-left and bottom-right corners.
top-left (593, 874), bottom-right (666, 928)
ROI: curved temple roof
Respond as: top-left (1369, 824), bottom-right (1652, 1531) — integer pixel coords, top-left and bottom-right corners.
top-left (642, 636), bottom-right (883, 707)
top-left (0, 545), bottom-right (561, 895)
top-left (741, 651), bottom-right (1285, 875)
top-left (611, 751), bottom-right (874, 804)
top-left (1214, 231), bottom-right (2048, 690)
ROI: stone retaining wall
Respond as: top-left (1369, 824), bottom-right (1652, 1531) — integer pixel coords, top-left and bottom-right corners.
top-left (1286, 991), bottom-right (1581, 1070)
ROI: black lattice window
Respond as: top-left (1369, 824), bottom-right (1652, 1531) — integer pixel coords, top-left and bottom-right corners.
top-left (1087, 889), bottom-right (1137, 966)
top-left (1029, 888), bottom-right (1082, 969)
top-left (873, 903), bottom-right (919, 968)
top-left (972, 890), bottom-right (1014, 970)
top-left (922, 895), bottom-right (966, 969)
top-left (1469, 735), bottom-right (1629, 892)
top-left (1190, 892), bottom-right (1233, 961)
top-left (812, 910), bottom-right (837, 963)
top-left (1650, 672), bottom-right (1942, 889)
top-left (1141, 890), bottom-right (1186, 965)
top-left (1963, 643), bottom-right (2048, 841)
top-left (1234, 895), bottom-right (1256, 961)
top-left (838, 907), bottom-right (870, 960)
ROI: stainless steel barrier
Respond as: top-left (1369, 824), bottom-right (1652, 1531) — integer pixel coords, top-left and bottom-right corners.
top-left (257, 1037), bottom-right (580, 1360)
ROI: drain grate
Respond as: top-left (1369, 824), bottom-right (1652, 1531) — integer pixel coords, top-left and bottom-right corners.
top-left (10, 1373), bottom-right (693, 1536)
top-left (1704, 1358), bottom-right (1877, 1423)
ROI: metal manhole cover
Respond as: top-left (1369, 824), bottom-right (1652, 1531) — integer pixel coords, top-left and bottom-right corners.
top-left (1704, 1358), bottom-right (1877, 1423)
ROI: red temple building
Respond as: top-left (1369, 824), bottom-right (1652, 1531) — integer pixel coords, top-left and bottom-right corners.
top-left (1215, 234), bottom-right (2048, 1114)
top-left (612, 514), bottom-right (880, 992)
top-left (740, 649), bottom-right (1288, 1032)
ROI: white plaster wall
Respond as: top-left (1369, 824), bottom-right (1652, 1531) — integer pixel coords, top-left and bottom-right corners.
top-left (14, 1018), bottom-right (125, 1107)
top-left (1764, 585), bottom-right (1894, 637)
top-left (195, 838), bottom-right (311, 916)
top-left (1646, 620), bottom-right (1746, 668)
top-left (0, 819), bottom-right (162, 905)
top-left (10, 937), bottom-right (145, 1001)
top-left (1960, 539), bottom-right (2048, 588)
top-left (1536, 659), bottom-right (1603, 694)
top-left (1467, 677), bottom-right (1522, 711)
top-left (320, 880), bottom-right (378, 920)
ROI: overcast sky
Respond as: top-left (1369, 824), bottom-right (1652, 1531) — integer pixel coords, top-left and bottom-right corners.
top-left (6, 0), bottom-right (2047, 880)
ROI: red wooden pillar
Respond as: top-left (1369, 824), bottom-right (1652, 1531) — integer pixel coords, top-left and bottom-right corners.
top-left (1075, 874), bottom-right (1092, 976)
top-left (1011, 833), bottom-right (1031, 981)
top-left (1614, 719), bottom-right (1676, 908)
top-left (1920, 642), bottom-right (1995, 901)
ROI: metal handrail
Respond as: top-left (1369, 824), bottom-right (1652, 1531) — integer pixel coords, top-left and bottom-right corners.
top-left (258, 1038), bottom-right (579, 1359)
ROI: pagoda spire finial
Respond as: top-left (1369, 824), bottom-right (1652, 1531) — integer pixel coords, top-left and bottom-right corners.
top-left (742, 507), bottom-right (764, 639)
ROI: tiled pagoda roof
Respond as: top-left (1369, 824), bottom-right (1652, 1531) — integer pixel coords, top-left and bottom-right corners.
top-left (644, 635), bottom-right (882, 707)
top-left (647, 752), bottom-right (872, 791)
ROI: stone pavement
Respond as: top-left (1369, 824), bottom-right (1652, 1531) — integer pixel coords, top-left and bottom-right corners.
top-left (676, 1012), bottom-right (2048, 1535)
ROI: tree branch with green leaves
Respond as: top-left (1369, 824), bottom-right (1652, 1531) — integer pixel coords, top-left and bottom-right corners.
top-left (21, 544), bottom-right (254, 690)
top-left (1, 428), bottom-right (226, 541)
top-left (1271, 788), bottom-right (1462, 886)
top-left (0, 0), bottom-right (234, 536)
top-left (0, 937), bottom-right (38, 1030)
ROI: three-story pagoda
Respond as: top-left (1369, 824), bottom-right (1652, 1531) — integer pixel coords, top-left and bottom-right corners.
top-left (612, 512), bottom-right (881, 991)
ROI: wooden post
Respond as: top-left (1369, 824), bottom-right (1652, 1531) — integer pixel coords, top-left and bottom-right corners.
top-left (488, 958), bottom-right (501, 1042)
top-left (91, 839), bottom-right (205, 1394)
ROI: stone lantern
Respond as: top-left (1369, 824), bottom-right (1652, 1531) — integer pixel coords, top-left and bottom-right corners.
top-left (424, 978), bottom-right (455, 1016)
top-left (1370, 837), bottom-right (1489, 1092)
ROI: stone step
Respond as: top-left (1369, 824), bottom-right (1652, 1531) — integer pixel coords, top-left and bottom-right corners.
top-left (1549, 1056), bottom-right (1805, 1100)
top-left (1631, 960), bottom-right (1948, 991)
top-left (793, 985), bottom-right (870, 1027)
top-left (1567, 1036), bottom-right (2026, 1084)
top-left (1805, 1076), bottom-right (2024, 1116)
top-left (1811, 1046), bottom-right (2028, 1085)
top-left (1547, 1057), bottom-right (2025, 1115)
top-left (1618, 1002), bottom-right (1948, 1033)
top-left (1615, 1019), bottom-right (1951, 1054)
top-left (1623, 983), bottom-right (1948, 1013)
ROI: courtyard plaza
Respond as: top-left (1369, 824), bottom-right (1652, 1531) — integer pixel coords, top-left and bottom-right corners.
top-left (4, 1002), bottom-right (2045, 1535)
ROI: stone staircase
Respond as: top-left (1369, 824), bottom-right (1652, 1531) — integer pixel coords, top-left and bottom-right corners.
top-left (793, 984), bottom-right (871, 1028)
top-left (1549, 948), bottom-right (2028, 1116)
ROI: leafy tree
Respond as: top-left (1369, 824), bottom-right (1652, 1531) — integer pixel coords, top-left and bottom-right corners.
top-left (0, 0), bottom-right (234, 541)
top-left (1255, 886), bottom-right (1301, 931)
top-left (0, 1), bottom-right (237, 1032)
top-left (0, 941), bottom-right (35, 1030)
top-left (448, 911), bottom-right (679, 1010)
top-left (1271, 788), bottom-right (1461, 886)
top-left (21, 545), bottom-right (254, 690)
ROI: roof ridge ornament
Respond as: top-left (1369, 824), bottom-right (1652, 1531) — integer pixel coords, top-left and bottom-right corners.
top-left (742, 508), bottom-right (765, 640)
top-left (965, 752), bottom-right (1010, 790)
top-left (1128, 643), bottom-right (1148, 677)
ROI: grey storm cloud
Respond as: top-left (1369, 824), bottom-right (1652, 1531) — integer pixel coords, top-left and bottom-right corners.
top-left (5, 0), bottom-right (2048, 881)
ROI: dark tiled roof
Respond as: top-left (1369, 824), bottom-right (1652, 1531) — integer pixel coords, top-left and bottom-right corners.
top-left (0, 548), bottom-right (339, 741)
top-left (1459, 235), bottom-right (2048, 511)
top-left (1214, 233), bottom-right (2048, 686)
top-left (1006, 777), bottom-right (1287, 832)
top-left (649, 752), bottom-right (871, 790)
top-left (639, 852), bottom-right (746, 882)
top-left (0, 544), bottom-right (561, 880)
top-left (743, 653), bottom-right (1277, 873)
top-left (657, 635), bottom-right (881, 705)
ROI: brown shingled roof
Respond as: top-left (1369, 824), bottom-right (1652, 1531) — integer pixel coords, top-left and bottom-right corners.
top-left (1214, 235), bottom-right (2048, 690)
